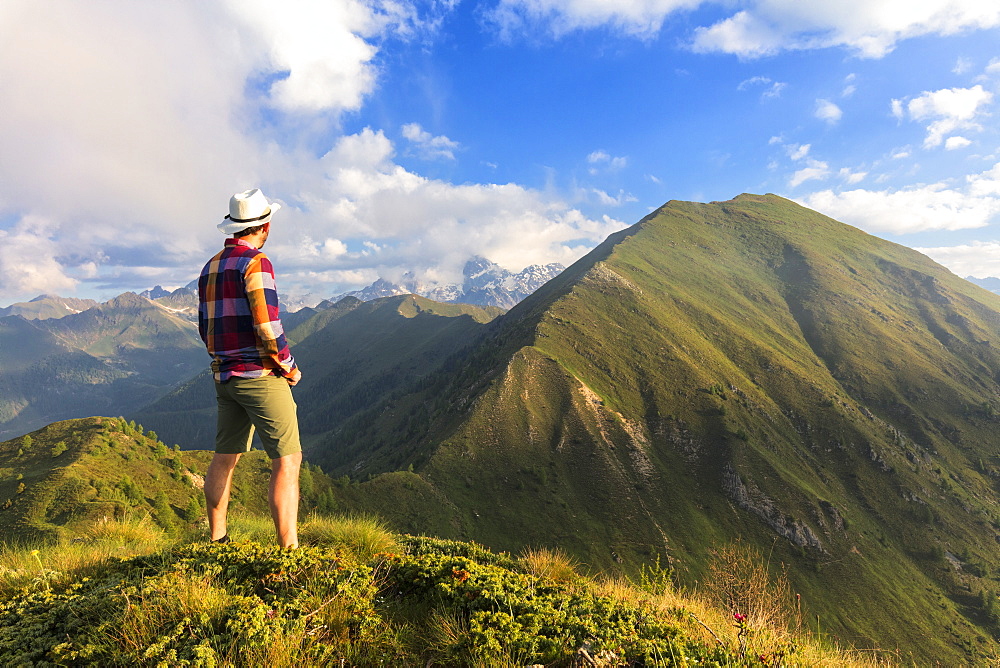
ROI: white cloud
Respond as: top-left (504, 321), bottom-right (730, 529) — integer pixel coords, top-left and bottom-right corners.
top-left (838, 168), bottom-right (867, 185)
top-left (789, 160), bottom-right (830, 187)
top-left (815, 99), bottom-right (843, 124)
top-left (841, 73), bottom-right (856, 97)
top-left (401, 123), bottom-right (461, 161)
top-left (227, 0), bottom-right (406, 113)
top-left (0, 0), bottom-right (418, 297)
top-left (788, 144), bottom-right (811, 161)
top-left (591, 189), bottom-right (638, 206)
top-left (738, 76), bottom-right (787, 99)
top-left (897, 85), bottom-right (994, 148)
top-left (891, 99), bottom-right (905, 120)
top-left (913, 242), bottom-right (1000, 279)
top-left (270, 128), bottom-right (629, 288)
top-left (968, 163), bottom-right (1000, 196)
top-left (692, 1), bottom-right (1000, 58)
top-left (953, 57), bottom-right (974, 75)
top-left (0, 217), bottom-right (79, 299)
top-left (945, 136), bottom-right (972, 150)
top-left (489, 0), bottom-right (701, 38)
top-left (801, 165), bottom-right (1000, 234)
top-left (0, 1), bottom-right (623, 302)
top-left (587, 150), bottom-right (628, 172)
top-left (487, 0), bottom-right (1000, 63)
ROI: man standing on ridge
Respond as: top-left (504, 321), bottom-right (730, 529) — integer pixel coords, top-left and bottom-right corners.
top-left (198, 188), bottom-right (302, 548)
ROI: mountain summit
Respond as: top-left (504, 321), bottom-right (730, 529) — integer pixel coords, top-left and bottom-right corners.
top-left (338, 256), bottom-right (564, 308)
top-left (305, 194), bottom-right (1000, 663)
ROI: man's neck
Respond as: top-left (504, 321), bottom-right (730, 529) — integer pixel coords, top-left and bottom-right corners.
top-left (232, 233), bottom-right (265, 249)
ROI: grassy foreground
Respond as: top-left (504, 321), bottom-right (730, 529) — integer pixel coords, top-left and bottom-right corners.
top-left (0, 513), bottom-right (889, 667)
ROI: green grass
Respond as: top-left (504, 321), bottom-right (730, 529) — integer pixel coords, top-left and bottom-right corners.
top-left (0, 512), bottom-right (888, 667)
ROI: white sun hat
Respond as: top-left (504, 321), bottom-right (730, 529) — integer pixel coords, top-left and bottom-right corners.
top-left (218, 188), bottom-right (282, 234)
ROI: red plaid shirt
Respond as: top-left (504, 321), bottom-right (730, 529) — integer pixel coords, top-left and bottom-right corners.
top-left (198, 238), bottom-right (297, 382)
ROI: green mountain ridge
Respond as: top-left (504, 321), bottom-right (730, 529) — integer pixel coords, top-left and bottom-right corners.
top-left (0, 416), bottom-right (342, 542)
top-left (298, 194), bottom-right (1000, 663)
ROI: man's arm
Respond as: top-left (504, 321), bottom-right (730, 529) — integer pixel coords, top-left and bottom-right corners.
top-left (244, 254), bottom-right (299, 381)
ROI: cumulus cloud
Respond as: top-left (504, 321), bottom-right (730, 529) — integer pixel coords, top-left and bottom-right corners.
top-left (401, 123), bottom-right (461, 161)
top-left (801, 164), bottom-right (1000, 234)
top-left (228, 0), bottom-right (405, 113)
top-left (0, 217), bottom-right (79, 300)
top-left (968, 162), bottom-right (1000, 196)
top-left (692, 0), bottom-right (1000, 58)
top-left (893, 85), bottom-right (994, 148)
top-left (0, 0), bottom-right (623, 302)
top-left (486, 0), bottom-right (1000, 64)
top-left (815, 99), bottom-right (843, 124)
top-left (267, 128), bottom-right (628, 292)
top-left (913, 242), bottom-right (1000, 279)
top-left (945, 136), bottom-right (972, 150)
top-left (0, 0), bottom-right (421, 298)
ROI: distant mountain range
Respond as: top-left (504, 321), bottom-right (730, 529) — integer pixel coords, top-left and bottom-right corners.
top-left (0, 292), bottom-right (205, 439)
top-left (966, 275), bottom-right (1000, 294)
top-left (0, 255), bottom-right (554, 440)
top-left (128, 255), bottom-right (564, 312)
top-left (0, 294), bottom-right (99, 320)
top-left (332, 256), bottom-right (565, 309)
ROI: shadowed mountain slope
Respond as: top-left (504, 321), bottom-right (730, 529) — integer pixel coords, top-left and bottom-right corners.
top-left (311, 194), bottom-right (1000, 663)
top-left (0, 294), bottom-right (204, 439)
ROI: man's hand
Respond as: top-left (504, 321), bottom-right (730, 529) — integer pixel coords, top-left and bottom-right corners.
top-left (286, 369), bottom-right (302, 386)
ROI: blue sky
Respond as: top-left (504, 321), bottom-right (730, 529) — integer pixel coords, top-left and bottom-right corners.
top-left (1, 1), bottom-right (999, 305)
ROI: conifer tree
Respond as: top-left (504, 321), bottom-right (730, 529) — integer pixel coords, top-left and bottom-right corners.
top-left (151, 491), bottom-right (175, 531)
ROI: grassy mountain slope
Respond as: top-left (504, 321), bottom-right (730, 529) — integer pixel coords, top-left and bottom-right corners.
top-left (0, 316), bottom-right (74, 372)
top-left (312, 194), bottom-right (1000, 663)
top-left (133, 294), bottom-right (503, 453)
top-left (0, 417), bottom-right (297, 542)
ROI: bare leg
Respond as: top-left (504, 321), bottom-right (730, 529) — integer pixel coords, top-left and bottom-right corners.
top-left (205, 453), bottom-right (242, 541)
top-left (270, 452), bottom-right (301, 548)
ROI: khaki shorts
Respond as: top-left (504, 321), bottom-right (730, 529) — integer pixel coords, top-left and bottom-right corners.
top-left (215, 375), bottom-right (301, 459)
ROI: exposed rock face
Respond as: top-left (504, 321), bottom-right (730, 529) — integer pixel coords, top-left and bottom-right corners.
top-left (722, 464), bottom-right (825, 552)
top-left (461, 256), bottom-right (566, 308)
